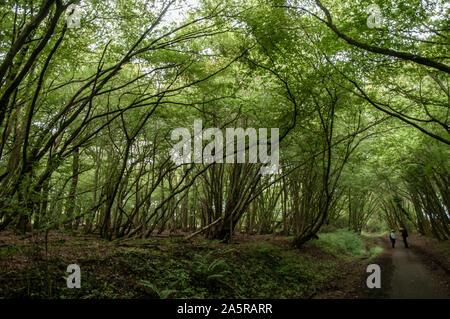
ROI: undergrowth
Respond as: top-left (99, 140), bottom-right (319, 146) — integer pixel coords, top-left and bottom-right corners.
top-left (0, 229), bottom-right (382, 298)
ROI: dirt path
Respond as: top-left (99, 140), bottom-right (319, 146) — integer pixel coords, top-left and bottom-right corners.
top-left (389, 240), bottom-right (449, 299)
top-left (350, 237), bottom-right (449, 299)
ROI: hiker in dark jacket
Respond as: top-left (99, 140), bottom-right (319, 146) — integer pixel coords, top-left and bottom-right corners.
top-left (400, 227), bottom-right (409, 248)
top-left (389, 230), bottom-right (396, 248)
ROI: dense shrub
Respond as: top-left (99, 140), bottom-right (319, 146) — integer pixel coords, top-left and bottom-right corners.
top-left (314, 229), bottom-right (366, 256)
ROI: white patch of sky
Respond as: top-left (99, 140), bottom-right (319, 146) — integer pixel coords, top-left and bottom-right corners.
top-left (78, 0), bottom-right (202, 63)
top-left (163, 0), bottom-right (202, 26)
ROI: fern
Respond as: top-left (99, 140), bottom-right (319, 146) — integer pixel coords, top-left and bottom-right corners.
top-left (191, 252), bottom-right (231, 285)
top-left (138, 280), bottom-right (176, 299)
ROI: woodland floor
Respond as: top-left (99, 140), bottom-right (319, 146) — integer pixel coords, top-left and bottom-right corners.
top-left (0, 231), bottom-right (448, 299)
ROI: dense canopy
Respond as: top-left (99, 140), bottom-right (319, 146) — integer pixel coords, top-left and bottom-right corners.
top-left (0, 0), bottom-right (448, 245)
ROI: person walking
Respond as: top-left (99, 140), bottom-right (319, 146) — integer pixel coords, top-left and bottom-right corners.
top-left (390, 229), bottom-right (396, 248)
top-left (400, 227), bottom-right (409, 248)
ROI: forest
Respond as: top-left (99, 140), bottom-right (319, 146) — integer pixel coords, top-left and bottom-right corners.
top-left (0, 0), bottom-right (448, 300)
